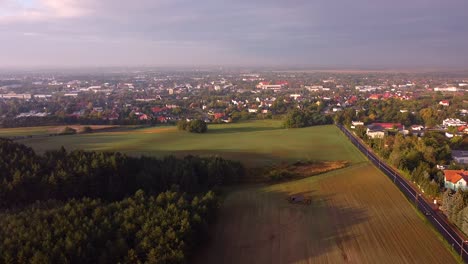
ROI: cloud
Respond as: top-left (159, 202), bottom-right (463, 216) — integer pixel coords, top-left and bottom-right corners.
top-left (0, 0), bottom-right (467, 68)
top-left (0, 0), bottom-right (90, 23)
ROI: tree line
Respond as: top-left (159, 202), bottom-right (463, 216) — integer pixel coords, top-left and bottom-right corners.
top-left (0, 138), bottom-right (243, 207)
top-left (283, 109), bottom-right (332, 128)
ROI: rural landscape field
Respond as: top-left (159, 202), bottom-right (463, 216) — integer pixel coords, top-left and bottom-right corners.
top-left (7, 121), bottom-right (459, 263)
top-left (16, 121), bottom-right (363, 166)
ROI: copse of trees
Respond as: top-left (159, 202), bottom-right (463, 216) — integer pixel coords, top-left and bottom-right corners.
top-left (60, 126), bottom-right (77, 135)
top-left (0, 190), bottom-right (218, 264)
top-left (283, 109), bottom-right (332, 128)
top-left (0, 139), bottom-right (244, 207)
top-left (177, 119), bottom-right (208, 133)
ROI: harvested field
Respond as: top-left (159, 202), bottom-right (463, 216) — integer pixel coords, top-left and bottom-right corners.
top-left (193, 163), bottom-right (457, 264)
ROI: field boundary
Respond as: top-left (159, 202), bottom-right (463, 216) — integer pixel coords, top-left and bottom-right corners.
top-left (337, 124), bottom-right (468, 263)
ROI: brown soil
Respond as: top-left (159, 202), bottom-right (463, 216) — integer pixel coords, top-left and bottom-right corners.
top-left (192, 163), bottom-right (457, 264)
top-left (288, 161), bottom-right (348, 177)
top-left (242, 161), bottom-right (348, 184)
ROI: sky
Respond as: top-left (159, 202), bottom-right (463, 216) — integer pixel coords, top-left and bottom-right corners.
top-left (0, 0), bottom-right (467, 69)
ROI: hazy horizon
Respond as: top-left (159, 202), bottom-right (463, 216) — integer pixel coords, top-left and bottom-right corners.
top-left (1, 0), bottom-right (467, 69)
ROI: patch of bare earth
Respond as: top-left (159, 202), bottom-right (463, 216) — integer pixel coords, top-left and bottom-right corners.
top-left (243, 161), bottom-right (348, 183)
top-left (288, 161), bottom-right (348, 177)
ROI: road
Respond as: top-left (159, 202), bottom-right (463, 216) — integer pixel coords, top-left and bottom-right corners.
top-left (338, 125), bottom-right (468, 263)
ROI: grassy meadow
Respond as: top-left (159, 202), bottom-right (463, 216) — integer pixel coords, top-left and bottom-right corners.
top-left (17, 120), bottom-right (363, 167)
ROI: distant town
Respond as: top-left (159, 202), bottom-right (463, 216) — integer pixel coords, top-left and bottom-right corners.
top-left (0, 69), bottom-right (466, 128)
top-left (1, 68), bottom-right (468, 263)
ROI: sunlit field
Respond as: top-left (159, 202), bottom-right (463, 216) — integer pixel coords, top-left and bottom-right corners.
top-left (17, 120), bottom-right (362, 167)
top-left (9, 120), bottom-right (459, 263)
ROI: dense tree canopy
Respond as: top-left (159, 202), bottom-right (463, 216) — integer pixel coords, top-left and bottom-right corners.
top-left (0, 138), bottom-right (243, 207)
top-left (0, 190), bottom-right (218, 264)
top-left (283, 109), bottom-right (332, 128)
top-left (177, 120), bottom-right (208, 133)
top-left (0, 139), bottom-right (246, 263)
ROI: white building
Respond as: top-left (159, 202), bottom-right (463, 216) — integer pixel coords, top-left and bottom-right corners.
top-left (351, 121), bottom-right (364, 129)
top-left (305, 85), bottom-right (323, 92)
top-left (367, 130), bottom-right (385, 139)
top-left (434, 87), bottom-right (459, 92)
top-left (0, 93), bottom-right (32, 100)
top-left (256, 82), bottom-right (284, 90)
top-left (290, 94), bottom-right (301, 100)
top-left (452, 151), bottom-right (468, 164)
top-left (443, 118), bottom-right (467, 127)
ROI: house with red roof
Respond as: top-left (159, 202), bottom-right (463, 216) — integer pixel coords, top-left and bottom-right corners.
top-left (383, 92), bottom-right (393, 99)
top-left (157, 116), bottom-right (168, 123)
top-left (457, 126), bottom-right (468, 134)
top-left (439, 100), bottom-right (450, 106)
top-left (444, 170), bottom-right (468, 191)
top-left (368, 94), bottom-right (382, 100)
top-left (213, 112), bottom-right (225, 119)
top-left (276, 81), bottom-right (289, 86)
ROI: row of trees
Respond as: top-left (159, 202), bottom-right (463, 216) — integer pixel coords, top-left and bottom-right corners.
top-left (0, 139), bottom-right (244, 207)
top-left (1, 116), bottom-right (163, 128)
top-left (0, 190), bottom-right (218, 263)
top-left (283, 109), bottom-right (332, 128)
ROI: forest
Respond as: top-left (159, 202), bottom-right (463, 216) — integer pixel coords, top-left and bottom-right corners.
top-left (0, 190), bottom-right (217, 263)
top-left (0, 138), bottom-right (244, 263)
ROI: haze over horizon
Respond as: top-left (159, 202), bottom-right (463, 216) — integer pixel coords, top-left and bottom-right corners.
top-left (1, 0), bottom-right (467, 69)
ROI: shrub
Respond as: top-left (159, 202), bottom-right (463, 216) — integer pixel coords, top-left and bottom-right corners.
top-left (60, 127), bottom-right (77, 135)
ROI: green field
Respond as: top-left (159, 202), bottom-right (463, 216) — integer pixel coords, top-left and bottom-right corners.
top-left (8, 120), bottom-right (459, 263)
top-left (17, 120), bottom-right (363, 167)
